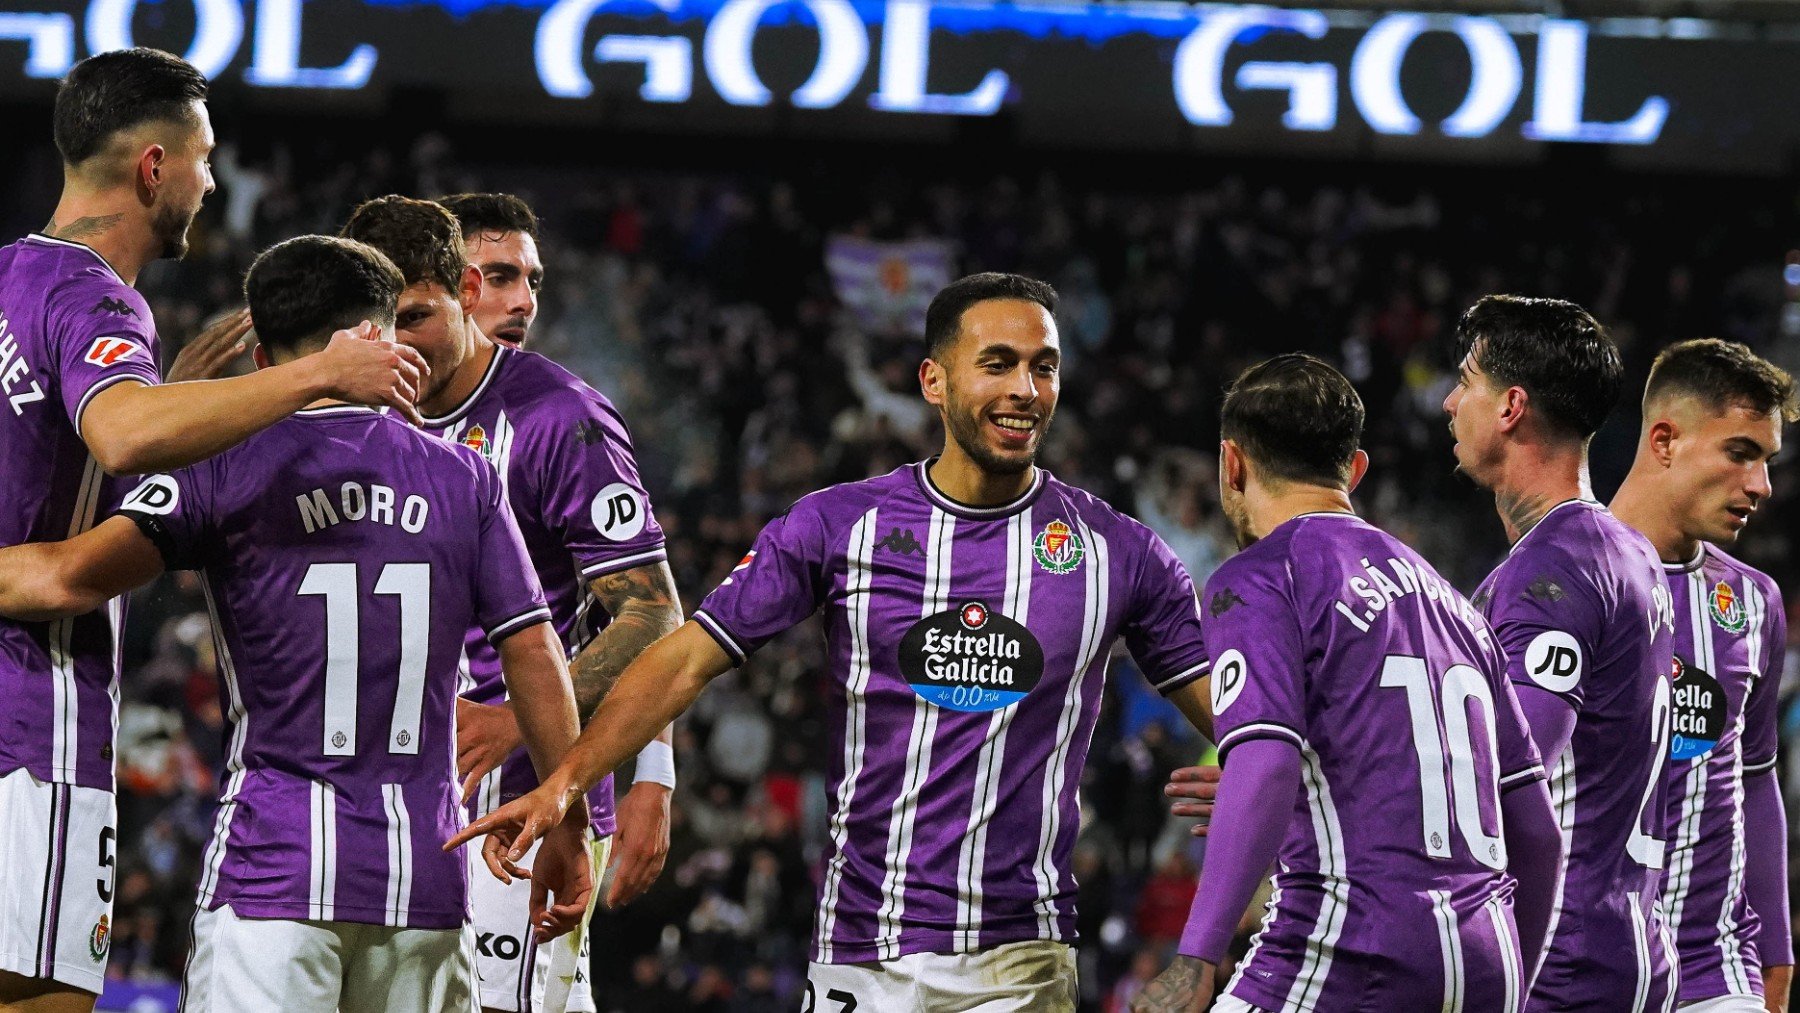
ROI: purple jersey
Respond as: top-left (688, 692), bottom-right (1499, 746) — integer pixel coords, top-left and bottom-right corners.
top-left (1474, 499), bottom-right (1679, 1012)
top-left (422, 345), bottom-right (666, 838)
top-left (117, 406), bottom-right (551, 929)
top-left (1205, 512), bottom-right (1544, 1013)
top-left (694, 463), bottom-right (1208, 963)
top-left (0, 234), bottom-right (161, 792)
top-left (1661, 546), bottom-right (1786, 1002)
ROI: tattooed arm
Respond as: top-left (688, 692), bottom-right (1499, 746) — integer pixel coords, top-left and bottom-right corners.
top-left (572, 560), bottom-right (684, 721)
top-left (1131, 956), bottom-right (1213, 1013)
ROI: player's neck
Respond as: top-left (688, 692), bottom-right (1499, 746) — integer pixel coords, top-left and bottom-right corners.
top-left (1247, 486), bottom-right (1355, 541)
top-left (1610, 468), bottom-right (1699, 563)
top-left (44, 191), bottom-right (152, 286)
top-left (928, 446), bottom-right (1035, 507)
top-left (420, 329), bottom-right (498, 418)
top-left (1490, 445), bottom-right (1591, 544)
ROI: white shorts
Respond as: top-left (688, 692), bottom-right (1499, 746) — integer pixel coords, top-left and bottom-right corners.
top-left (803, 940), bottom-right (1077, 1012)
top-left (469, 834), bottom-right (609, 1012)
top-left (1680, 996), bottom-right (1766, 1013)
top-left (1212, 995), bottom-right (1269, 1013)
top-left (181, 903), bottom-right (478, 1013)
top-left (0, 767), bottom-right (116, 994)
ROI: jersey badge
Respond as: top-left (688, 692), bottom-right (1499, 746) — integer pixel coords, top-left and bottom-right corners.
top-left (1033, 519), bottom-right (1085, 575)
top-left (1708, 580), bottom-right (1747, 634)
top-left (89, 915), bottom-right (109, 961)
top-left (83, 336), bottom-right (142, 367)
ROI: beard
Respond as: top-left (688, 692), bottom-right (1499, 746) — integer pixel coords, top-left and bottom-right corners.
top-left (944, 399), bottom-right (1048, 476)
top-left (153, 199), bottom-right (198, 260)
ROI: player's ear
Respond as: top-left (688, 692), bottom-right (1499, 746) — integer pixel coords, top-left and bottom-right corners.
top-left (919, 358), bottom-right (945, 407)
top-left (1345, 448), bottom-right (1370, 494)
top-left (1496, 385), bottom-right (1529, 434)
top-left (458, 264), bottom-right (482, 314)
top-left (1220, 440), bottom-right (1247, 495)
top-left (138, 144), bottom-right (166, 199)
top-left (1648, 418), bottom-right (1678, 467)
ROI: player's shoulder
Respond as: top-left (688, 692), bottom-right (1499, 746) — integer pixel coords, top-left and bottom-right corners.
top-left (374, 409), bottom-right (496, 482)
top-left (1039, 471), bottom-right (1145, 533)
top-left (18, 236), bottom-right (147, 315)
top-left (1701, 543), bottom-right (1782, 603)
top-left (496, 348), bottom-right (620, 417)
top-left (786, 465), bottom-right (918, 526)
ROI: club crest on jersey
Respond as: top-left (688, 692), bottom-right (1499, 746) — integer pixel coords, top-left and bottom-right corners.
top-left (1708, 580), bottom-right (1747, 633)
top-left (88, 915), bottom-right (109, 961)
top-left (898, 600), bottom-right (1044, 712)
top-left (1033, 520), bottom-right (1084, 575)
top-left (461, 424), bottom-right (494, 462)
top-left (1670, 656), bottom-right (1726, 761)
top-left (83, 336), bottom-right (142, 367)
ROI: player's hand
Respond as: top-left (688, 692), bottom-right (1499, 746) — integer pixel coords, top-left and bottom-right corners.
top-left (529, 821), bottom-right (595, 943)
top-left (166, 307), bottom-right (252, 382)
top-left (314, 321), bottom-right (430, 425)
top-left (1764, 963), bottom-right (1791, 1012)
top-left (605, 781), bottom-right (671, 908)
top-left (1130, 955), bottom-right (1213, 1013)
top-left (1166, 765), bottom-right (1222, 837)
top-left (456, 698), bottom-right (523, 803)
top-left (444, 781), bottom-right (573, 882)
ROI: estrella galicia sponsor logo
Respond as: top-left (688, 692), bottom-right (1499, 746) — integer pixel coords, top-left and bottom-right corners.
top-left (1670, 656), bottom-right (1726, 761)
top-left (898, 600), bottom-right (1044, 712)
top-left (1032, 519), bottom-right (1084, 575)
top-left (1709, 580), bottom-right (1748, 634)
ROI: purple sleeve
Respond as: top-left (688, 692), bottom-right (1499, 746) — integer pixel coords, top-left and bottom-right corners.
top-left (113, 468), bottom-right (213, 570)
top-left (1177, 737), bottom-right (1302, 963)
top-left (1199, 555), bottom-right (1307, 762)
top-left (1513, 683), bottom-right (1579, 776)
top-left (1744, 767), bottom-right (1793, 967)
top-left (472, 459), bottom-right (552, 643)
top-left (1123, 530), bottom-right (1210, 696)
top-left (692, 498), bottom-right (830, 665)
top-left (1501, 776), bottom-right (1562, 987)
top-left (1489, 553), bottom-right (1598, 711)
top-left (49, 281), bottom-right (159, 436)
top-left (1742, 584), bottom-right (1786, 773)
top-left (523, 396), bottom-right (666, 580)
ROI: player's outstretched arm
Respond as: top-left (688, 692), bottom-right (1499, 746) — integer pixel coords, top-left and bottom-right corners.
top-left (446, 621), bottom-right (731, 862)
top-left (1499, 777), bottom-right (1561, 991)
top-left (1164, 678), bottom-right (1215, 742)
top-left (1139, 738), bottom-right (1302, 1013)
top-left (495, 621), bottom-right (586, 786)
top-left (0, 516), bottom-right (165, 621)
top-left (81, 323), bottom-right (429, 475)
top-left (570, 560), bottom-right (683, 722)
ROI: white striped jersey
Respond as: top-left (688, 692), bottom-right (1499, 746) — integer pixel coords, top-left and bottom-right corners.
top-left (0, 235), bottom-right (162, 792)
top-left (1660, 546), bottom-right (1787, 1002)
top-left (693, 462), bottom-right (1209, 963)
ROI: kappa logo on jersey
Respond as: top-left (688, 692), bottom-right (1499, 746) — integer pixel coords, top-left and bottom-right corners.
top-left (1208, 587), bottom-right (1246, 617)
top-left (1669, 655), bottom-right (1726, 761)
top-left (88, 914), bottom-right (109, 961)
top-left (1032, 520), bottom-right (1084, 575)
top-left (120, 475), bottom-right (180, 516)
top-left (92, 296), bottom-right (137, 318)
top-left (83, 336), bottom-right (143, 367)
top-left (1708, 580), bottom-right (1748, 633)
top-left (1210, 649), bottom-right (1248, 715)
top-left (898, 600), bottom-right (1044, 712)
top-left (1524, 630), bottom-right (1583, 693)
top-left (591, 482), bottom-right (647, 541)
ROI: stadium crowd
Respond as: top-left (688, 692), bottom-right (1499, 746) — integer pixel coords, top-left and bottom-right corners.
top-left (6, 128), bottom-right (1796, 1010)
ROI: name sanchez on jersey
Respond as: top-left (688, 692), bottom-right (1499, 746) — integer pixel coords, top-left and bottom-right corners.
top-left (1334, 553), bottom-right (1491, 647)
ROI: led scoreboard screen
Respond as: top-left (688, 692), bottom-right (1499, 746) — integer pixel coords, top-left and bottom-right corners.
top-left (4, 0), bottom-right (1800, 171)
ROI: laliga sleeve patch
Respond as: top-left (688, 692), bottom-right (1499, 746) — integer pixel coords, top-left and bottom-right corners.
top-left (898, 601), bottom-right (1044, 712)
top-left (590, 483), bottom-right (646, 541)
top-left (1523, 630), bottom-right (1583, 693)
top-left (1210, 649), bottom-right (1248, 715)
top-left (84, 336), bottom-right (144, 367)
top-left (120, 475), bottom-right (180, 515)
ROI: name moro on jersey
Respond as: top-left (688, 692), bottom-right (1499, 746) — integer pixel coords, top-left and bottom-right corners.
top-left (898, 601), bottom-right (1044, 712)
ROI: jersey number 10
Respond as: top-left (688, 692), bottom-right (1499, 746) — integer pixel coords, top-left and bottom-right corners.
top-left (1382, 655), bottom-right (1508, 871)
top-left (298, 562), bottom-right (432, 757)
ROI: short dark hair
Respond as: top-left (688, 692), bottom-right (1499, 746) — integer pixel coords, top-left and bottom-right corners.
top-left (1645, 338), bottom-right (1800, 423)
top-left (245, 236), bottom-right (403, 357)
top-left (54, 48), bottom-right (208, 168)
top-left (435, 193), bottom-right (540, 242)
top-left (924, 273), bottom-right (1058, 358)
top-left (1221, 354), bottom-right (1365, 487)
top-left (340, 196), bottom-right (467, 295)
top-left (1455, 294), bottom-right (1622, 441)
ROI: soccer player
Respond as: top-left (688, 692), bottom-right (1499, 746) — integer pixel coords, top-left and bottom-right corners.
top-left (450, 272), bottom-right (1214, 1008)
top-left (1135, 355), bottom-right (1561, 1012)
top-left (1446, 295), bottom-right (1679, 1011)
top-left (0, 49), bottom-right (425, 1010)
top-left (340, 196), bottom-right (682, 1013)
top-left (436, 193), bottom-right (543, 349)
top-left (1610, 339), bottom-right (1796, 1013)
top-left (0, 235), bottom-right (592, 1012)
